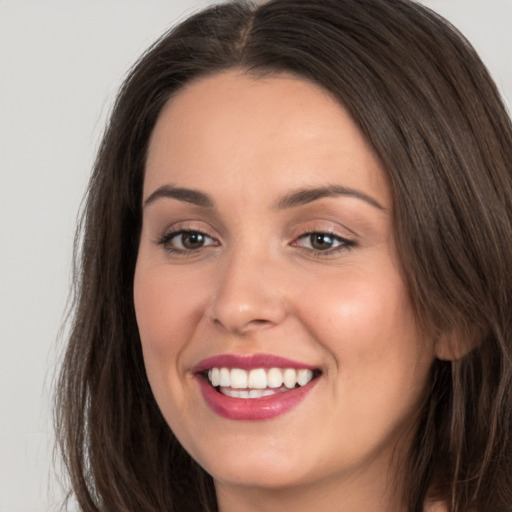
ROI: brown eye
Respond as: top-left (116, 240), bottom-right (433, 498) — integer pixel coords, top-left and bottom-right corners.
top-left (180, 231), bottom-right (207, 249)
top-left (294, 232), bottom-right (353, 253)
top-left (309, 233), bottom-right (337, 250)
top-left (157, 230), bottom-right (217, 252)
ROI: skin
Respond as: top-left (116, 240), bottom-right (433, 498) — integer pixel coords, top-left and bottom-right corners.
top-left (134, 70), bottom-right (442, 512)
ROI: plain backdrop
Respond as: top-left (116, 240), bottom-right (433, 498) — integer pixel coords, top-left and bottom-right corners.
top-left (0, 1), bottom-right (511, 511)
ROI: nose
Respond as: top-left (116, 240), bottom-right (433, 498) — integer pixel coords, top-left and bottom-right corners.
top-left (208, 247), bottom-right (288, 336)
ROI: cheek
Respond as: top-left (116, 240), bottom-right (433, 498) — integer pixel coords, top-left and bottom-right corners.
top-left (298, 266), bottom-right (431, 377)
top-left (133, 264), bottom-right (202, 427)
top-left (133, 264), bottom-right (197, 387)
top-left (300, 272), bottom-right (434, 447)
top-left (134, 263), bottom-right (206, 349)
top-left (304, 269), bottom-right (411, 335)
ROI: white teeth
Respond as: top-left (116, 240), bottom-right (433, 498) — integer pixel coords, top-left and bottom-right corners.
top-left (283, 368), bottom-right (297, 389)
top-left (219, 368), bottom-right (230, 387)
top-left (297, 369), bottom-right (313, 386)
top-left (220, 388), bottom-right (279, 399)
top-left (206, 366), bottom-right (316, 392)
top-left (209, 367), bottom-right (220, 387)
top-left (267, 367), bottom-right (283, 388)
top-left (230, 368), bottom-right (248, 389)
top-left (248, 368), bottom-right (267, 389)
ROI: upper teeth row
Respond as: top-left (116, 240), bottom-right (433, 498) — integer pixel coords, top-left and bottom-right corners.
top-left (207, 367), bottom-right (314, 389)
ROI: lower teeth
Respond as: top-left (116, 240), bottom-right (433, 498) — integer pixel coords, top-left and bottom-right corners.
top-left (218, 385), bottom-right (294, 399)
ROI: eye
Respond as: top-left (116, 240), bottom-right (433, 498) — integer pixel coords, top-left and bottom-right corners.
top-left (157, 230), bottom-right (218, 252)
top-left (293, 232), bottom-right (353, 253)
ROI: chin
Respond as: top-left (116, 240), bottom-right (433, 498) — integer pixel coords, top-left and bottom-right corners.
top-left (194, 441), bottom-right (313, 490)
top-left (209, 464), bottom-right (311, 491)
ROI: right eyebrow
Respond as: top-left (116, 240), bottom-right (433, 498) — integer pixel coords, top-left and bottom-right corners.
top-left (143, 185), bottom-right (214, 208)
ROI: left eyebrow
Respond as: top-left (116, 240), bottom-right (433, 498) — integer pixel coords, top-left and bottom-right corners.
top-left (274, 185), bottom-right (385, 211)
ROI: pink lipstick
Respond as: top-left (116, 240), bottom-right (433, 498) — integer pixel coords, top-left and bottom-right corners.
top-left (193, 354), bottom-right (320, 421)
top-left (193, 354), bottom-right (318, 373)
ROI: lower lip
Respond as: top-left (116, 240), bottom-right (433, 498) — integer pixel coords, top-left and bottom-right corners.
top-left (196, 376), bottom-right (318, 420)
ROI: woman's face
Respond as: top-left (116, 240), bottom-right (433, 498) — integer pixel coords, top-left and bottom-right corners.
top-left (134, 71), bottom-right (436, 501)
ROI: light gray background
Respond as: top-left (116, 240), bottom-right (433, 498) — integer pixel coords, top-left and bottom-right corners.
top-left (1, 1), bottom-right (511, 511)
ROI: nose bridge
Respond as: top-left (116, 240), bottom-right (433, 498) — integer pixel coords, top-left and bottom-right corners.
top-left (209, 239), bottom-right (286, 334)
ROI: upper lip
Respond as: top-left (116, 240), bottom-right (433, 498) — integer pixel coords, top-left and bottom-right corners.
top-left (192, 354), bottom-right (318, 374)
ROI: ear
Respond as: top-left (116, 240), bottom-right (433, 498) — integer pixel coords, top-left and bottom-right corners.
top-left (434, 323), bottom-right (484, 361)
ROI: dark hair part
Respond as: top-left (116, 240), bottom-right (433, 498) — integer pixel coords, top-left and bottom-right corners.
top-left (55, 1), bottom-right (512, 511)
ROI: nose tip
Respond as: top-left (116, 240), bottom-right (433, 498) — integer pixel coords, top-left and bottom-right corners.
top-left (212, 303), bottom-right (279, 335)
top-left (208, 258), bottom-right (287, 336)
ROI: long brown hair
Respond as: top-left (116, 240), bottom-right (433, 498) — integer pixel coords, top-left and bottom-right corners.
top-left (55, 1), bottom-right (512, 510)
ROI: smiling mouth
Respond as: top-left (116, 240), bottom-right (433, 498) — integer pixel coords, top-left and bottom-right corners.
top-left (204, 367), bottom-right (322, 399)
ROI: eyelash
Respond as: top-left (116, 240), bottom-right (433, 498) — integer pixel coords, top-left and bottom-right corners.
top-left (292, 231), bottom-right (355, 256)
top-left (155, 229), bottom-right (355, 256)
top-left (155, 229), bottom-right (219, 255)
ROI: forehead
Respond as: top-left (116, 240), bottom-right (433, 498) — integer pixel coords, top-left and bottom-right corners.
top-left (144, 70), bottom-right (390, 209)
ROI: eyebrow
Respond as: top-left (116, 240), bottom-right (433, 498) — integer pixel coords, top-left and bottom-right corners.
top-left (143, 183), bottom-right (384, 211)
top-left (144, 185), bottom-right (214, 208)
top-left (274, 185), bottom-right (385, 211)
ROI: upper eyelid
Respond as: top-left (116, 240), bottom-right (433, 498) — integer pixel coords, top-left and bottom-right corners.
top-left (156, 228), bottom-right (217, 244)
top-left (155, 219), bottom-right (219, 238)
top-left (290, 223), bottom-right (356, 242)
top-left (152, 220), bottom-right (356, 247)
top-left (296, 229), bottom-right (349, 238)
top-left (293, 231), bottom-right (354, 246)
top-left (155, 229), bottom-right (353, 259)
top-left (290, 232), bottom-right (355, 259)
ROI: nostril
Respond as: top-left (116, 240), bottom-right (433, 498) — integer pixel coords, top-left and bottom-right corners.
top-left (211, 309), bottom-right (284, 335)
top-left (251, 319), bottom-right (272, 325)
top-left (208, 263), bottom-right (288, 334)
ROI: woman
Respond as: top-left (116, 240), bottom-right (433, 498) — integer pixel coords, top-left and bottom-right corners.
top-left (55, 0), bottom-right (512, 511)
